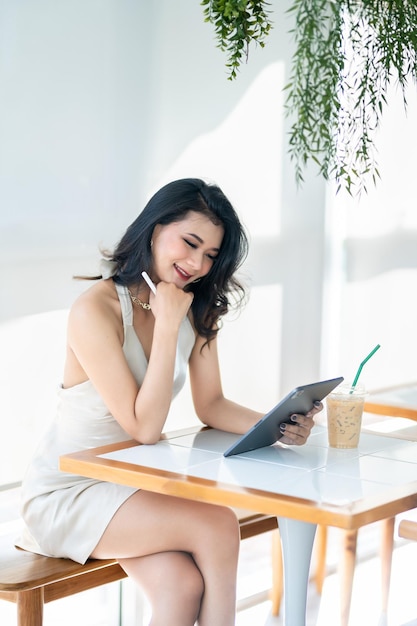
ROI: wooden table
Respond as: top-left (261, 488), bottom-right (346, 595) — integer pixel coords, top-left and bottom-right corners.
top-left (60, 424), bottom-right (417, 626)
top-left (364, 381), bottom-right (417, 421)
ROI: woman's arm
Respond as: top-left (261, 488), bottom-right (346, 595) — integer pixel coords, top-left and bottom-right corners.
top-left (188, 333), bottom-right (263, 434)
top-left (189, 333), bottom-right (320, 445)
top-left (65, 280), bottom-right (193, 444)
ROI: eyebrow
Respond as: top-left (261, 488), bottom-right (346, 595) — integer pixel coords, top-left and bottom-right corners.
top-left (186, 232), bottom-right (220, 252)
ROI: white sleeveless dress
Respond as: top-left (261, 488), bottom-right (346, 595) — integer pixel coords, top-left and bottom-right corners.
top-left (17, 262), bottom-right (195, 564)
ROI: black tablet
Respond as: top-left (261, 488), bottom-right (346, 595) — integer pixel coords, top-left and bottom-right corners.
top-left (223, 376), bottom-right (343, 457)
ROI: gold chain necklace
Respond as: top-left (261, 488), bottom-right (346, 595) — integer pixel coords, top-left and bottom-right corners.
top-left (128, 289), bottom-right (151, 311)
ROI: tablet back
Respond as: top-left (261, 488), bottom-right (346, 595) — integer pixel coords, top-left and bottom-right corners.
top-left (223, 376), bottom-right (343, 457)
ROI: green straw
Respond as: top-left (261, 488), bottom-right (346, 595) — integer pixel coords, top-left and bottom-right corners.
top-left (352, 344), bottom-right (381, 388)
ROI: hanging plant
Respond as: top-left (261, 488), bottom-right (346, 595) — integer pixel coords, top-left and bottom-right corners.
top-left (201, 0), bottom-right (273, 79)
top-left (202, 0), bottom-right (417, 195)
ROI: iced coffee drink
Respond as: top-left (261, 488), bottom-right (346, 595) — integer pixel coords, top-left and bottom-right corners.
top-left (326, 383), bottom-right (366, 449)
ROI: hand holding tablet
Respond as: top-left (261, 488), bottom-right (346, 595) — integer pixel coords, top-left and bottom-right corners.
top-left (224, 376), bottom-right (343, 457)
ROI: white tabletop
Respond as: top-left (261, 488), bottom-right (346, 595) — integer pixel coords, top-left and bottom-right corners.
top-left (100, 425), bottom-right (417, 510)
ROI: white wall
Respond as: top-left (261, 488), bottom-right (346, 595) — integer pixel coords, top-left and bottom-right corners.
top-left (1, 0), bottom-right (416, 483)
top-left (324, 85), bottom-right (417, 390)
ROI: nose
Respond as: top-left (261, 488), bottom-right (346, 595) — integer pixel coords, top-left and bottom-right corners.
top-left (188, 249), bottom-right (204, 271)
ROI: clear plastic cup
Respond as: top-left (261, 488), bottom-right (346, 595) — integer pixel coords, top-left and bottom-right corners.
top-left (326, 382), bottom-right (366, 449)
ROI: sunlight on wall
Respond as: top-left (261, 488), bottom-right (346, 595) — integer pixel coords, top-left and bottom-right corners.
top-left (0, 311), bottom-right (68, 484)
top-left (154, 62), bottom-right (285, 239)
top-left (339, 271), bottom-right (417, 390)
top-left (156, 63), bottom-right (286, 429)
top-left (339, 85), bottom-right (417, 237)
top-left (218, 284), bottom-right (282, 409)
top-left (324, 83), bottom-right (417, 389)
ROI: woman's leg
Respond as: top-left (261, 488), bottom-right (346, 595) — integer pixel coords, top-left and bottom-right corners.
top-left (121, 550), bottom-right (204, 626)
top-left (91, 490), bottom-right (240, 626)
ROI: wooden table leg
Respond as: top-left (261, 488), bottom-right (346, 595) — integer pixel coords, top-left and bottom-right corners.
top-left (340, 529), bottom-right (358, 626)
top-left (270, 528), bottom-right (283, 616)
top-left (381, 517), bottom-right (395, 613)
top-left (17, 588), bottom-right (44, 626)
top-left (313, 524), bottom-right (328, 594)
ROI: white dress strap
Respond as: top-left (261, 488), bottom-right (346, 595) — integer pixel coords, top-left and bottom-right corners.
top-left (99, 258), bottom-right (133, 327)
top-left (115, 284), bottom-right (133, 327)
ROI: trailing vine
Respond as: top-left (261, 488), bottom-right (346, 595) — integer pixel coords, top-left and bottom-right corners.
top-left (201, 0), bottom-right (273, 79)
top-left (202, 0), bottom-right (417, 195)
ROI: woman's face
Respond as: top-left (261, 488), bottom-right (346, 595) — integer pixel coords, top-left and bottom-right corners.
top-left (151, 211), bottom-right (224, 289)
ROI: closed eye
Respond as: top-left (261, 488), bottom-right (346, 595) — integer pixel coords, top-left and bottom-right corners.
top-left (184, 238), bottom-right (197, 249)
top-left (184, 238), bottom-right (218, 261)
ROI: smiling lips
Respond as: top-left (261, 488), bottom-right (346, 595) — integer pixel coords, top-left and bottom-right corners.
top-left (174, 263), bottom-right (193, 282)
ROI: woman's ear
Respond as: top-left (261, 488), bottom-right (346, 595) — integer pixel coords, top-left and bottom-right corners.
top-left (151, 224), bottom-right (162, 244)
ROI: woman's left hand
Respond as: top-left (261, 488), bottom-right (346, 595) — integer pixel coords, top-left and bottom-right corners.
top-left (278, 401), bottom-right (323, 446)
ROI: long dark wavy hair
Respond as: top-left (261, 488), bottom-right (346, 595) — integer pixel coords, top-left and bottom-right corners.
top-left (87, 178), bottom-right (249, 345)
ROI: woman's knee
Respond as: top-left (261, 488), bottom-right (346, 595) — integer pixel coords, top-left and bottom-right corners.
top-left (203, 505), bottom-right (240, 553)
top-left (120, 550), bottom-right (204, 605)
top-left (131, 553), bottom-right (203, 625)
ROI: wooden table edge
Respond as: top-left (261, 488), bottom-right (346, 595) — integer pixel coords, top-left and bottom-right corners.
top-left (60, 436), bottom-right (417, 532)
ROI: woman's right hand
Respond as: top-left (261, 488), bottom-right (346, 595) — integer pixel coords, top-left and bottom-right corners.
top-left (150, 281), bottom-right (194, 329)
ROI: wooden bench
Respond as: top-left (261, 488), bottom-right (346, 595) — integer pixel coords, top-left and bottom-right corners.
top-left (0, 512), bottom-right (280, 626)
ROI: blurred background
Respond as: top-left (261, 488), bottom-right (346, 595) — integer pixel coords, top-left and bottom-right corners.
top-left (1, 0), bottom-right (417, 532)
top-left (1, 2), bottom-right (417, 624)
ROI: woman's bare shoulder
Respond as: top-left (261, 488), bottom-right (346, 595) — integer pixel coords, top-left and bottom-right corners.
top-left (64, 281), bottom-right (125, 387)
top-left (69, 279), bottom-right (121, 332)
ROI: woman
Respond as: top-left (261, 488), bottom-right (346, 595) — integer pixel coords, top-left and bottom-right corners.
top-left (18, 178), bottom-right (321, 625)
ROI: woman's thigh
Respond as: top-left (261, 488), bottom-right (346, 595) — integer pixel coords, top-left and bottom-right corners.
top-left (91, 489), bottom-right (239, 559)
